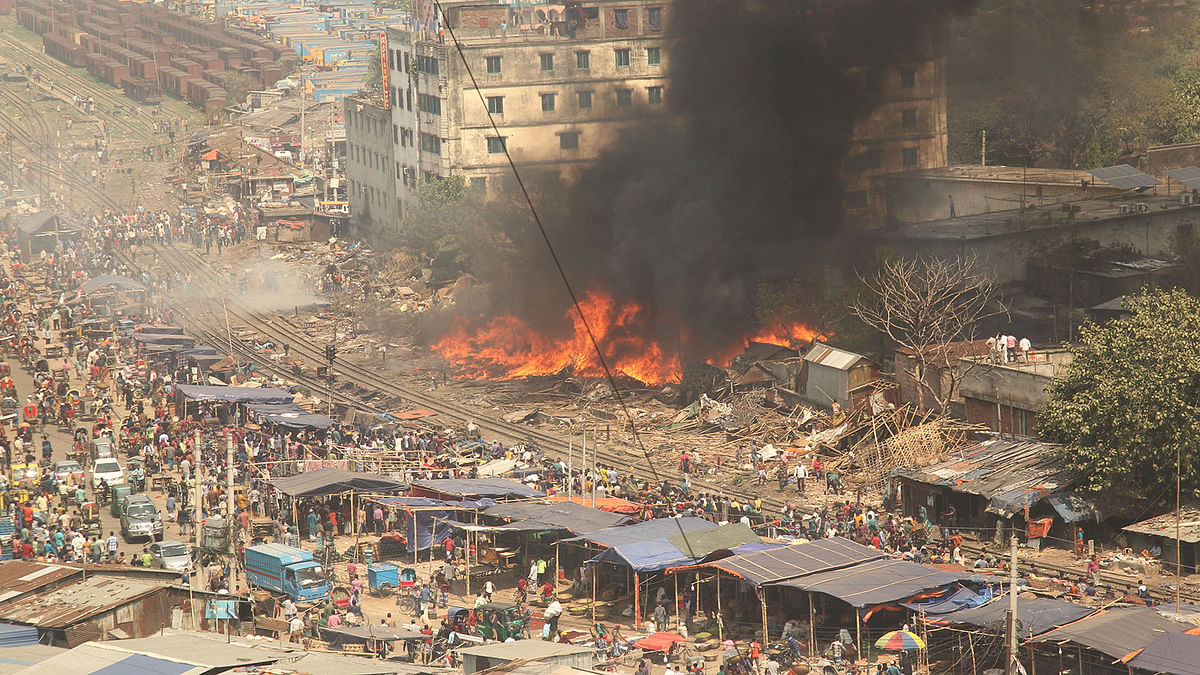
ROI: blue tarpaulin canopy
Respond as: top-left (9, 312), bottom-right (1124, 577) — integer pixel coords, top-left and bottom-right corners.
top-left (411, 477), bottom-right (544, 500)
top-left (247, 403), bottom-right (333, 430)
top-left (568, 517), bottom-right (720, 572)
top-left (370, 496), bottom-right (497, 552)
top-left (176, 384), bottom-right (294, 404)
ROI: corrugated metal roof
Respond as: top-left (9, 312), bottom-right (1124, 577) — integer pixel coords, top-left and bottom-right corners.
top-left (0, 562), bottom-right (81, 604)
top-left (893, 439), bottom-right (1088, 517)
top-left (804, 343), bottom-right (866, 371)
top-left (1122, 507), bottom-right (1200, 544)
top-left (0, 576), bottom-right (161, 629)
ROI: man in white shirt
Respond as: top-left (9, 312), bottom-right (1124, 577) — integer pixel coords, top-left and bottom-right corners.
top-left (793, 461), bottom-right (808, 493)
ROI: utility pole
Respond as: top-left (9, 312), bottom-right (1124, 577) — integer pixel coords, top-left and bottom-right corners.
top-left (194, 429), bottom-right (203, 548)
top-left (1177, 444), bottom-right (1182, 615)
top-left (981, 129), bottom-right (987, 167)
top-left (226, 429), bottom-right (235, 522)
top-left (1007, 535), bottom-right (1018, 675)
top-left (325, 341), bottom-right (337, 418)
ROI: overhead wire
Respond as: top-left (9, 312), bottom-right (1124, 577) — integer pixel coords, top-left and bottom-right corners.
top-left (429, 2), bottom-right (702, 559)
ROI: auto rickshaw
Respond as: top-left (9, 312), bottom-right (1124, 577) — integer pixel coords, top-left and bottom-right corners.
top-left (473, 602), bottom-right (530, 641)
top-left (109, 482), bottom-right (134, 515)
top-left (126, 457), bottom-right (145, 491)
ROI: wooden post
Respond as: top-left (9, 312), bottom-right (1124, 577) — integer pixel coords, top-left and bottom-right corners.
top-left (855, 610), bottom-right (862, 662)
top-left (591, 562), bottom-right (597, 623)
top-left (634, 571), bottom-right (641, 630)
top-left (760, 590), bottom-right (768, 646)
top-left (431, 518), bottom-right (437, 564)
top-left (554, 542), bottom-right (560, 591)
top-left (715, 572), bottom-right (723, 641)
top-left (465, 529), bottom-right (471, 598)
top-left (674, 573), bottom-right (680, 629)
top-left (808, 592), bottom-right (816, 658)
top-left (413, 509), bottom-right (418, 566)
top-left (967, 631), bottom-right (977, 674)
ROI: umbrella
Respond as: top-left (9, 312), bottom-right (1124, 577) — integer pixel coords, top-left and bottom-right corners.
top-left (874, 630), bottom-right (926, 651)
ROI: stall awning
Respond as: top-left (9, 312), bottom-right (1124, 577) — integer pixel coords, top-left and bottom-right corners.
top-left (1027, 606), bottom-right (1192, 660)
top-left (483, 501), bottom-right (631, 535)
top-left (410, 478), bottom-right (544, 499)
top-left (269, 468), bottom-right (406, 497)
top-left (667, 523), bottom-right (762, 560)
top-left (946, 596), bottom-right (1092, 638)
top-left (901, 586), bottom-right (988, 616)
top-left (247, 403), bottom-right (333, 429)
top-left (566, 517), bottom-right (720, 572)
top-left (1126, 632), bottom-right (1200, 674)
top-left (79, 274), bottom-right (147, 295)
top-left (176, 384), bottom-right (294, 404)
top-left (768, 558), bottom-right (967, 608)
top-left (672, 537), bottom-right (884, 587)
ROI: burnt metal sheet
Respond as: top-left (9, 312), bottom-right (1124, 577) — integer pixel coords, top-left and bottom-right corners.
top-left (0, 576), bottom-right (162, 629)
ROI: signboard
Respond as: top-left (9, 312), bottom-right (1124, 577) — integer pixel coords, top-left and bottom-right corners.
top-left (380, 32), bottom-right (390, 109)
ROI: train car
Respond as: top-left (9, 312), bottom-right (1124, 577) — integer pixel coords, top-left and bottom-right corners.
top-left (120, 76), bottom-right (161, 105)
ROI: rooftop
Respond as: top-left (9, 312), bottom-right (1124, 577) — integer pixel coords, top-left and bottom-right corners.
top-left (897, 164), bottom-right (1102, 187)
top-left (0, 562), bottom-right (81, 604)
top-left (0, 576), bottom-right (162, 628)
top-left (457, 640), bottom-right (597, 661)
top-left (960, 347), bottom-right (1073, 379)
top-left (804, 343), bottom-right (871, 371)
top-left (1122, 507), bottom-right (1200, 544)
top-left (894, 438), bottom-right (1091, 519)
top-left (897, 192), bottom-right (1190, 242)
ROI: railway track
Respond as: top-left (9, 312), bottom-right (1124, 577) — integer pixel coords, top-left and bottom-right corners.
top-left (0, 86), bottom-right (123, 210)
top-left (113, 243), bottom-right (794, 513)
top-left (0, 29), bottom-right (168, 142)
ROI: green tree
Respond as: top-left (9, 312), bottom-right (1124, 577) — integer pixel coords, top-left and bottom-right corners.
top-left (1038, 288), bottom-right (1200, 507)
top-left (223, 73), bottom-right (254, 107)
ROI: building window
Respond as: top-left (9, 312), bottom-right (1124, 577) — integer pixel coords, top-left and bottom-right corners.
top-left (540, 53), bottom-right (554, 71)
top-left (471, 177), bottom-right (487, 192)
top-left (844, 190), bottom-right (868, 209)
top-left (406, 88), bottom-right (412, 111)
top-left (420, 133), bottom-right (441, 153)
top-left (395, 161), bottom-right (401, 178)
top-left (393, 124), bottom-right (399, 145)
top-left (541, 93), bottom-right (556, 112)
top-left (487, 96), bottom-right (504, 114)
top-left (615, 48), bottom-right (630, 67)
top-left (902, 147), bottom-right (918, 167)
top-left (614, 8), bottom-right (629, 29)
top-left (559, 132), bottom-right (579, 149)
top-left (866, 148), bottom-right (882, 170)
top-left (576, 50), bottom-right (590, 70)
top-left (486, 56), bottom-right (502, 74)
top-left (416, 55), bottom-right (439, 75)
top-left (418, 94), bottom-right (442, 115)
top-left (647, 7), bottom-right (662, 30)
top-left (577, 90), bottom-right (593, 109)
top-left (616, 88), bottom-right (632, 107)
top-left (647, 86), bottom-right (662, 104)
top-left (647, 47), bottom-right (661, 66)
top-left (487, 136), bottom-right (507, 154)
top-left (403, 53), bottom-right (410, 73)
top-left (902, 109), bottom-right (917, 129)
top-left (900, 68), bottom-right (915, 87)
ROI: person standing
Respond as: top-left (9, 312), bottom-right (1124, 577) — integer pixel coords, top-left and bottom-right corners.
top-left (1019, 336), bottom-right (1032, 362)
top-left (1087, 555), bottom-right (1100, 587)
top-left (1006, 334), bottom-right (1017, 363)
top-left (793, 461), bottom-right (807, 493)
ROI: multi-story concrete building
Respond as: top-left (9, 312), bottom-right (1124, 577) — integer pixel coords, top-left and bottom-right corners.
top-left (346, 0), bottom-right (948, 234)
top-left (345, 91), bottom-right (402, 234)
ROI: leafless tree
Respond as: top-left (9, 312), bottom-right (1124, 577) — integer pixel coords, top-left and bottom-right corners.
top-left (852, 255), bottom-right (1004, 412)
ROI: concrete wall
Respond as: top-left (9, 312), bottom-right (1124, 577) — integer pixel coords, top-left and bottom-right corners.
top-left (887, 176), bottom-right (1122, 224)
top-left (957, 358), bottom-right (1059, 413)
top-left (345, 95), bottom-right (399, 235)
top-left (894, 207), bottom-right (1190, 285)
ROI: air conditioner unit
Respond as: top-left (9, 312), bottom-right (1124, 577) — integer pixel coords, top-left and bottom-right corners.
top-left (1136, 202), bottom-right (1150, 213)
top-left (1183, 194), bottom-right (1194, 206)
top-left (1119, 204), bottom-right (1131, 215)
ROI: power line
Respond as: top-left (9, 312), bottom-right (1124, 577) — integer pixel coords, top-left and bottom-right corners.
top-left (429, 3), bottom-right (701, 559)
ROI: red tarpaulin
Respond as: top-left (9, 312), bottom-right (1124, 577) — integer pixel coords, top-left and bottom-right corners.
top-left (633, 632), bottom-right (687, 652)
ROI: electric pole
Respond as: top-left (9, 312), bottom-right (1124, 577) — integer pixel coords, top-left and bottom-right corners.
top-left (1007, 535), bottom-right (1018, 675)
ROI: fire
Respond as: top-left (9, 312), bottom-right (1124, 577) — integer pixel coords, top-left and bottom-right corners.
top-left (432, 289), bottom-right (820, 385)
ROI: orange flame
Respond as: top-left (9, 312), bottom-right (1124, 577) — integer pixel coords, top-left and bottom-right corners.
top-left (432, 289), bottom-right (820, 385)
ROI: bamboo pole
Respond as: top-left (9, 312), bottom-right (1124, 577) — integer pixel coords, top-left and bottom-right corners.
top-left (760, 590), bottom-right (768, 647)
top-left (808, 592), bottom-right (816, 658)
top-left (591, 563), bottom-right (597, 623)
top-left (674, 574), bottom-right (680, 630)
top-left (634, 571), bottom-right (641, 630)
top-left (855, 610), bottom-right (862, 662)
top-left (715, 572), bottom-right (723, 641)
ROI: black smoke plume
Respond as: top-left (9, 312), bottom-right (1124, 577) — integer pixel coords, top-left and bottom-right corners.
top-left (434, 0), bottom-right (981, 365)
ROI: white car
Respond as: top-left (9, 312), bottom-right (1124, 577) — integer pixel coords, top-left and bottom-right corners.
top-left (53, 460), bottom-right (85, 484)
top-left (91, 458), bottom-right (124, 489)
